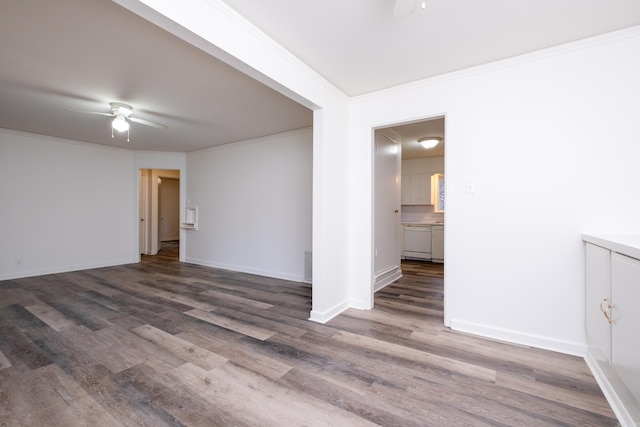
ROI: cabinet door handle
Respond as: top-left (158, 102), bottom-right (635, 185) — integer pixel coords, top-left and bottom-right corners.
top-left (600, 297), bottom-right (613, 324)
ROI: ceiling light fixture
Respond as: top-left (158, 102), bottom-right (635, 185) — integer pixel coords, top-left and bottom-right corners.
top-left (418, 137), bottom-right (440, 149)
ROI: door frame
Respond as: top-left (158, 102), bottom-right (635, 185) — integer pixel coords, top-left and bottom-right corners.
top-left (139, 173), bottom-right (149, 254)
top-left (136, 167), bottom-right (183, 260)
top-left (371, 114), bottom-right (448, 325)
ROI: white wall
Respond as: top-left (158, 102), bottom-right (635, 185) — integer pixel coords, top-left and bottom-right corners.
top-left (185, 128), bottom-right (312, 282)
top-left (0, 129), bottom-right (134, 280)
top-left (349, 27), bottom-right (640, 355)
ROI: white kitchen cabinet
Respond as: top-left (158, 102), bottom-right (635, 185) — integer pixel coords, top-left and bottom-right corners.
top-left (583, 236), bottom-right (640, 426)
top-left (431, 225), bottom-right (444, 263)
top-left (401, 173), bottom-right (431, 205)
top-left (611, 253), bottom-right (640, 406)
top-left (585, 243), bottom-right (611, 365)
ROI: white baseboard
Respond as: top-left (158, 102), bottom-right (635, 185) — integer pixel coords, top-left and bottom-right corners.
top-left (374, 266), bottom-right (402, 292)
top-left (184, 257), bottom-right (303, 283)
top-left (449, 318), bottom-right (587, 356)
top-left (0, 258), bottom-right (133, 281)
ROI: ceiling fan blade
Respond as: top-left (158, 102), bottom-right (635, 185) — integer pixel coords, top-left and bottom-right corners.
top-left (65, 109), bottom-right (115, 117)
top-left (393, 0), bottom-right (417, 18)
top-left (129, 116), bottom-right (168, 130)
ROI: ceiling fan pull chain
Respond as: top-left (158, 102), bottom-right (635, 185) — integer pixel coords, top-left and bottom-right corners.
top-left (127, 127), bottom-right (130, 142)
top-left (111, 126), bottom-right (114, 139)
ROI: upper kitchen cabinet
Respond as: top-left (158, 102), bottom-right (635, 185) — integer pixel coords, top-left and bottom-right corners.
top-left (401, 157), bottom-right (444, 206)
top-left (401, 173), bottom-right (431, 205)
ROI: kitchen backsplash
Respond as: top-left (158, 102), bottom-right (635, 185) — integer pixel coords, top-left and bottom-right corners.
top-left (400, 205), bottom-right (444, 223)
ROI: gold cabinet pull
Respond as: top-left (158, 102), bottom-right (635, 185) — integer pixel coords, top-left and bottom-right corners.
top-left (600, 297), bottom-right (613, 324)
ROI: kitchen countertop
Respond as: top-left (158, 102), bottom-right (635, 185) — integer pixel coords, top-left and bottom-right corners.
top-left (402, 221), bottom-right (444, 225)
top-left (582, 234), bottom-right (640, 260)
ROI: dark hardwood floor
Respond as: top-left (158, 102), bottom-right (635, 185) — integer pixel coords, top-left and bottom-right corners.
top-left (0, 245), bottom-right (617, 426)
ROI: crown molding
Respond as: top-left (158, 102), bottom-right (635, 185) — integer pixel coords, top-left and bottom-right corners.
top-left (352, 25), bottom-right (640, 104)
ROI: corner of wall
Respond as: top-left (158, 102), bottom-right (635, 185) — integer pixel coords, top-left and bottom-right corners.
top-left (309, 300), bottom-right (350, 324)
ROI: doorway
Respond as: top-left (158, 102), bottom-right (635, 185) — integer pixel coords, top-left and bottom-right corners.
top-left (139, 169), bottom-right (180, 258)
top-left (373, 116), bottom-right (446, 318)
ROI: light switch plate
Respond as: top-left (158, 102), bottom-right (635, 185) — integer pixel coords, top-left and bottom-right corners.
top-left (465, 180), bottom-right (476, 194)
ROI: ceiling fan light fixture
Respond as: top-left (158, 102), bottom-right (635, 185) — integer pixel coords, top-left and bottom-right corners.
top-left (418, 137), bottom-right (440, 149)
top-left (110, 102), bottom-right (133, 118)
top-left (118, 106), bottom-right (132, 117)
top-left (112, 116), bottom-right (130, 132)
top-left (393, 0), bottom-right (417, 18)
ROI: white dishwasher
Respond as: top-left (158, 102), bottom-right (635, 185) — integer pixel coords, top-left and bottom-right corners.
top-left (403, 225), bottom-right (432, 260)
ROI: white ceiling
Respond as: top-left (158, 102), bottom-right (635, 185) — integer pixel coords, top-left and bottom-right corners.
top-left (0, 0), bottom-right (312, 152)
top-left (1, 0), bottom-right (639, 153)
top-left (222, 0), bottom-right (640, 96)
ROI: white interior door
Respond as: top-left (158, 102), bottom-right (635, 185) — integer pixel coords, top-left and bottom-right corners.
top-left (373, 129), bottom-right (402, 290)
top-left (139, 173), bottom-right (148, 255)
top-left (159, 177), bottom-right (180, 242)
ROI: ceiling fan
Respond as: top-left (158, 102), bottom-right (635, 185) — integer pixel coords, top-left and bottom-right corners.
top-left (393, 0), bottom-right (426, 18)
top-left (68, 102), bottom-right (167, 141)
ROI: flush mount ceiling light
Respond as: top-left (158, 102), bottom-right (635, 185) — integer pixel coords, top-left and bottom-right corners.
top-left (418, 137), bottom-right (441, 149)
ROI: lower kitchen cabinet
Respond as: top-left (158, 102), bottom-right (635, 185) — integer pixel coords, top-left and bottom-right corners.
top-left (431, 225), bottom-right (444, 263)
top-left (585, 243), bottom-right (611, 365)
top-left (611, 253), bottom-right (640, 407)
top-left (583, 235), bottom-right (640, 426)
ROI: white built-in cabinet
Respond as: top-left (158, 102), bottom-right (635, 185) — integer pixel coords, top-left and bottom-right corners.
top-left (401, 173), bottom-right (431, 205)
top-left (611, 253), bottom-right (640, 408)
top-left (585, 243), bottom-right (611, 365)
top-left (431, 225), bottom-right (444, 262)
top-left (583, 235), bottom-right (640, 427)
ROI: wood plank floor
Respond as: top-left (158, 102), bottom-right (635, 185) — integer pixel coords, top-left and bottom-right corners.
top-left (0, 242), bottom-right (618, 426)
